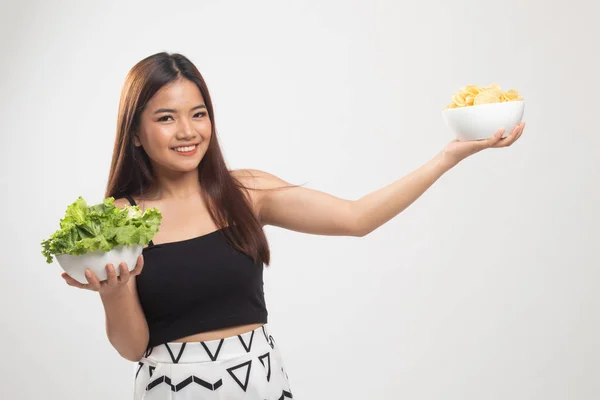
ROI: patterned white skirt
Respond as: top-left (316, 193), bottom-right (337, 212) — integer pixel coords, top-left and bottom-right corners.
top-left (133, 325), bottom-right (293, 399)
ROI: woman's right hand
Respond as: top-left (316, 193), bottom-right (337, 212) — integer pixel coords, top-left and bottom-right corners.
top-left (61, 255), bottom-right (144, 296)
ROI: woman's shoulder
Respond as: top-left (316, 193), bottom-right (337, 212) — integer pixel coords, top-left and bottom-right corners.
top-left (230, 168), bottom-right (259, 184)
top-left (230, 168), bottom-right (289, 190)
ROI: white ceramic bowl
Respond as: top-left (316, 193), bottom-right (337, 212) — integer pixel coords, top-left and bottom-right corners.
top-left (56, 245), bottom-right (144, 284)
top-left (442, 100), bottom-right (525, 141)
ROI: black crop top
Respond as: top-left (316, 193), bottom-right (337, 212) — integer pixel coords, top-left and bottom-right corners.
top-left (124, 195), bottom-right (268, 349)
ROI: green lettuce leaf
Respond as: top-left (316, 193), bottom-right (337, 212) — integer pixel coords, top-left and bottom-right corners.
top-left (41, 196), bottom-right (162, 263)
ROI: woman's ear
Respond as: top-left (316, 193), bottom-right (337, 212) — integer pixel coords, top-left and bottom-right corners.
top-left (133, 133), bottom-right (142, 147)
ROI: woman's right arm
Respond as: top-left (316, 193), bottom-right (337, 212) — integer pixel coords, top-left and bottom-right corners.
top-left (62, 254), bottom-right (150, 362)
top-left (100, 268), bottom-right (149, 362)
top-left (61, 198), bottom-right (150, 362)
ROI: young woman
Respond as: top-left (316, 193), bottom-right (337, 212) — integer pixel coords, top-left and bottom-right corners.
top-left (61, 52), bottom-right (525, 399)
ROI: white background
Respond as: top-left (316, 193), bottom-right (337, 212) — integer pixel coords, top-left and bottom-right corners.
top-left (1, 0), bottom-right (598, 399)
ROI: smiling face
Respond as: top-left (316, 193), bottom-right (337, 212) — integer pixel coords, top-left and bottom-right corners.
top-left (134, 78), bottom-right (212, 175)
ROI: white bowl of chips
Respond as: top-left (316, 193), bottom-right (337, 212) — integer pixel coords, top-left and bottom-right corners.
top-left (442, 84), bottom-right (525, 141)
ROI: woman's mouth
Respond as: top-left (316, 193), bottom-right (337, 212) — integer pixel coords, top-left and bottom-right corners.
top-left (171, 144), bottom-right (198, 156)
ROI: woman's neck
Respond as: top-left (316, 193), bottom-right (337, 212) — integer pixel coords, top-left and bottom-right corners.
top-left (147, 167), bottom-right (202, 201)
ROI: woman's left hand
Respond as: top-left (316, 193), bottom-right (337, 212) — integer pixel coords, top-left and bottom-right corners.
top-left (442, 122), bottom-right (526, 166)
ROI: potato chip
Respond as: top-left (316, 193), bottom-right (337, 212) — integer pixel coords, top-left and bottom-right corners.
top-left (451, 93), bottom-right (467, 107)
top-left (463, 85), bottom-right (481, 96)
top-left (505, 89), bottom-right (522, 100)
top-left (474, 88), bottom-right (502, 105)
top-left (445, 83), bottom-right (523, 109)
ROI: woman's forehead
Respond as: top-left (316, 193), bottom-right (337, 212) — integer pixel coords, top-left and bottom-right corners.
top-left (149, 79), bottom-right (204, 108)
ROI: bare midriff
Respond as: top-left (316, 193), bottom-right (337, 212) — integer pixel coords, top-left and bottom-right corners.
top-left (172, 323), bottom-right (265, 343)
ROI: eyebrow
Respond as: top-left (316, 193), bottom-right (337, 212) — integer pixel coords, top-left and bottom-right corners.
top-left (153, 104), bottom-right (207, 114)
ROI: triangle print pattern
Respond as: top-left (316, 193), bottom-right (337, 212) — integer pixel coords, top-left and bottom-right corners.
top-left (136, 328), bottom-right (294, 397)
top-left (143, 347), bottom-right (153, 358)
top-left (226, 360), bottom-right (252, 392)
top-left (165, 343), bottom-right (186, 363)
top-left (258, 352), bottom-right (271, 382)
top-left (201, 339), bottom-right (224, 361)
top-left (238, 330), bottom-right (255, 353)
top-left (135, 362), bottom-right (143, 379)
top-left (278, 389), bottom-right (293, 399)
top-left (262, 326), bottom-right (275, 349)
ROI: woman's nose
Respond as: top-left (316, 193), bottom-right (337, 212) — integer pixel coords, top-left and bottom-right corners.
top-left (176, 119), bottom-right (197, 139)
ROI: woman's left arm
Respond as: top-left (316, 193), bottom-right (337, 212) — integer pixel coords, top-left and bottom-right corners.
top-left (247, 123), bottom-right (525, 237)
top-left (243, 153), bottom-right (450, 237)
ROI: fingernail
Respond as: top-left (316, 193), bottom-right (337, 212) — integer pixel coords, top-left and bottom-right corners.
top-left (85, 270), bottom-right (91, 278)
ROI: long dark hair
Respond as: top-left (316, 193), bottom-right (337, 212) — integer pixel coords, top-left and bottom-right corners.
top-left (105, 52), bottom-right (294, 266)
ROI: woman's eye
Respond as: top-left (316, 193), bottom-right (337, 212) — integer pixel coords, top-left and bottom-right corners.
top-left (157, 112), bottom-right (205, 121)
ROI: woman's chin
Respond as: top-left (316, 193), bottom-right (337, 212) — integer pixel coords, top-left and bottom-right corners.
top-left (172, 162), bottom-right (202, 173)
top-left (151, 159), bottom-right (202, 175)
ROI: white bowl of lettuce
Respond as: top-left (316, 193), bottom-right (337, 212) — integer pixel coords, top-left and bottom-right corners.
top-left (42, 196), bottom-right (162, 284)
